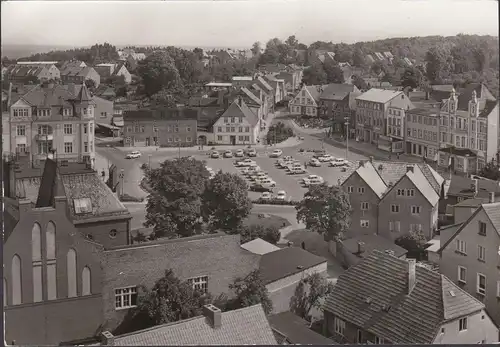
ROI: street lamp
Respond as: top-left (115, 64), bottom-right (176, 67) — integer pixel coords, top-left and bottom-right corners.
top-left (119, 169), bottom-right (125, 197)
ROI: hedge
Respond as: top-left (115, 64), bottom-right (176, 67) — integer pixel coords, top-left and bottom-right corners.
top-left (252, 199), bottom-right (299, 206)
top-left (119, 194), bottom-right (145, 202)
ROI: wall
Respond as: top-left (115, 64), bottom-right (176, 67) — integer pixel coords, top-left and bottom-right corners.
top-left (486, 106), bottom-right (499, 162)
top-left (432, 310), bottom-right (498, 344)
top-left (94, 97), bottom-right (114, 124)
top-left (213, 117), bottom-right (257, 145)
top-left (3, 112), bottom-right (11, 154)
top-left (123, 119), bottom-right (197, 147)
top-left (75, 218), bottom-right (130, 249)
top-left (453, 206), bottom-right (478, 224)
top-left (439, 208), bottom-right (500, 327)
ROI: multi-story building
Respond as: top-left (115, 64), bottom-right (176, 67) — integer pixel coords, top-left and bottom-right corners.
top-left (60, 65), bottom-right (101, 87)
top-left (8, 82), bottom-right (96, 165)
top-left (213, 98), bottom-right (260, 145)
top-left (318, 84), bottom-right (361, 137)
top-left (406, 106), bottom-right (441, 160)
top-left (355, 89), bottom-right (414, 151)
top-left (289, 85), bottom-right (325, 116)
top-left (12, 61), bottom-right (61, 80)
top-left (323, 251), bottom-right (499, 344)
top-left (123, 108), bottom-right (198, 147)
top-left (340, 159), bottom-right (444, 240)
top-left (438, 196), bottom-right (500, 326)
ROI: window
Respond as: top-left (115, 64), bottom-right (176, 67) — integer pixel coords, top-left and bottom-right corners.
top-left (459, 317), bottom-right (467, 331)
top-left (397, 189), bottom-right (405, 196)
top-left (217, 136), bottom-right (223, 141)
top-left (140, 126), bottom-right (145, 133)
top-left (46, 221), bottom-right (57, 300)
top-left (391, 204), bottom-right (400, 213)
top-left (411, 206), bottom-right (421, 214)
top-left (16, 125), bottom-right (26, 136)
top-left (477, 273), bottom-right (486, 295)
top-left (73, 198), bottom-right (92, 214)
top-left (109, 229), bottom-right (117, 238)
top-left (38, 124), bottom-right (51, 135)
top-left (175, 137), bottom-right (180, 142)
top-left (407, 189), bottom-right (415, 197)
top-left (238, 127), bottom-right (243, 132)
top-left (115, 286), bottom-right (138, 309)
top-left (173, 126), bottom-right (179, 133)
top-left (12, 255), bottom-right (22, 305)
top-left (64, 124), bottom-right (73, 134)
top-left (153, 125), bottom-right (159, 132)
top-left (245, 126), bottom-right (250, 132)
top-left (84, 124), bottom-right (88, 134)
top-left (32, 223), bottom-right (42, 303)
top-left (334, 317), bottom-right (345, 336)
top-left (217, 127), bottom-right (222, 132)
top-left (223, 117), bottom-right (228, 123)
top-left (478, 221), bottom-right (486, 236)
top-left (186, 136), bottom-right (192, 142)
top-left (231, 117), bottom-right (235, 123)
top-left (357, 330), bottom-right (363, 343)
top-left (374, 337), bottom-right (384, 344)
top-left (458, 266), bottom-right (467, 284)
top-left (167, 126), bottom-right (172, 132)
top-left (84, 142), bottom-right (88, 152)
top-left (478, 245), bottom-right (486, 262)
top-left (100, 112), bottom-right (107, 118)
top-left (82, 267), bottom-right (91, 296)
top-left (360, 220), bottom-right (369, 228)
top-left (16, 144), bottom-right (26, 153)
top-left (167, 137), bottom-right (173, 143)
top-left (127, 126), bottom-right (132, 133)
top-left (3, 278), bottom-right (7, 307)
top-left (394, 221), bottom-right (401, 232)
top-left (361, 202), bottom-right (369, 210)
top-left (188, 276), bottom-right (208, 293)
top-left (67, 249), bottom-right (77, 298)
top-left (226, 127), bottom-right (230, 132)
top-left (358, 187), bottom-right (365, 194)
top-left (64, 142), bottom-right (73, 153)
top-left (244, 136), bottom-right (250, 141)
top-left (456, 239), bottom-right (467, 254)
top-left (347, 186), bottom-right (354, 193)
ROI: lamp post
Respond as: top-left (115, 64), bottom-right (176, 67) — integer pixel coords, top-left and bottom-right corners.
top-left (119, 169), bottom-right (125, 197)
top-left (344, 117), bottom-right (350, 160)
top-left (148, 154), bottom-right (152, 168)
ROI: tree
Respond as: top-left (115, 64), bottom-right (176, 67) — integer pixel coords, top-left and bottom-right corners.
top-left (266, 122), bottom-right (294, 144)
top-left (144, 157), bottom-right (209, 238)
top-left (202, 171), bottom-right (252, 231)
top-left (106, 74), bottom-right (127, 87)
top-left (352, 49), bottom-right (365, 67)
top-left (136, 269), bottom-right (210, 327)
top-left (289, 273), bottom-right (335, 321)
top-left (323, 60), bottom-right (345, 84)
top-left (285, 35), bottom-right (299, 49)
top-left (395, 230), bottom-right (427, 260)
top-left (479, 161), bottom-right (500, 181)
top-left (228, 270), bottom-right (273, 315)
top-left (84, 79), bottom-right (97, 91)
top-left (401, 67), bottom-right (423, 90)
top-left (251, 42), bottom-right (262, 57)
top-left (137, 51), bottom-right (182, 97)
top-left (425, 46), bottom-right (452, 84)
top-left (352, 75), bottom-right (368, 91)
top-left (240, 224), bottom-right (281, 245)
top-left (302, 64), bottom-right (327, 85)
top-left (193, 47), bottom-right (204, 60)
top-left (296, 183), bottom-right (352, 241)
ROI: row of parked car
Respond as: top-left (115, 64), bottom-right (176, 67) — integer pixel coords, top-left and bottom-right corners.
top-left (210, 148), bottom-right (257, 159)
top-left (309, 153), bottom-right (350, 167)
top-left (275, 156), bottom-right (325, 187)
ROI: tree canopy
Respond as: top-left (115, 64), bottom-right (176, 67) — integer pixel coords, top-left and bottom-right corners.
top-left (227, 270), bottom-right (273, 315)
top-left (478, 161), bottom-right (500, 181)
top-left (137, 51), bottom-right (183, 97)
top-left (296, 183), bottom-right (352, 241)
top-left (289, 273), bottom-right (335, 321)
top-left (239, 224), bottom-right (281, 245)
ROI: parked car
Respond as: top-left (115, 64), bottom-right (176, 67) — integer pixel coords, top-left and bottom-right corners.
top-left (312, 150), bottom-right (327, 158)
top-left (246, 148), bottom-right (257, 157)
top-left (235, 149), bottom-right (244, 157)
top-left (126, 151), bottom-right (141, 159)
top-left (309, 158), bottom-right (321, 167)
top-left (251, 172), bottom-right (268, 181)
top-left (303, 174), bottom-right (324, 186)
top-left (330, 158), bottom-right (349, 167)
top-left (276, 190), bottom-right (287, 201)
top-left (318, 154), bottom-right (334, 162)
top-left (250, 184), bottom-right (273, 193)
top-left (243, 166), bottom-right (261, 176)
top-left (298, 135), bottom-right (304, 140)
top-left (279, 160), bottom-right (298, 169)
top-left (270, 149), bottom-right (283, 158)
top-left (211, 151), bottom-right (220, 159)
top-left (223, 150), bottom-right (233, 158)
top-left (289, 166), bottom-right (307, 174)
top-left (257, 178), bottom-right (277, 187)
top-left (236, 158), bottom-right (256, 167)
top-left (261, 192), bottom-right (272, 200)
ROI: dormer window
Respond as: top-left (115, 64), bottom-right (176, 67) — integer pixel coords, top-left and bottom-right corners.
top-left (73, 198), bottom-right (92, 214)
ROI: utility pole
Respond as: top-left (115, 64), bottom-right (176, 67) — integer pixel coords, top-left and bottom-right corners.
top-left (148, 154), bottom-right (152, 168)
top-left (119, 169), bottom-right (125, 197)
top-left (345, 117), bottom-right (350, 160)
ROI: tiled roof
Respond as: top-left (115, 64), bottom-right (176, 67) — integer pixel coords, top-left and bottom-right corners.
top-left (111, 304), bottom-right (277, 346)
top-left (104, 233), bottom-right (260, 289)
top-left (482, 202), bottom-right (500, 235)
top-left (405, 165), bottom-right (440, 206)
top-left (188, 96), bottom-right (219, 107)
top-left (341, 234), bottom-right (408, 258)
top-left (7, 65), bottom-right (46, 78)
top-left (220, 99), bottom-right (258, 127)
top-left (305, 85), bottom-right (329, 103)
top-left (356, 89), bottom-right (403, 103)
top-left (457, 83), bottom-right (496, 111)
top-left (268, 311), bottom-right (335, 345)
top-left (259, 247), bottom-right (327, 284)
top-left (20, 84), bottom-right (76, 107)
top-left (355, 161), bottom-right (386, 199)
top-left (60, 66), bottom-right (92, 77)
top-left (319, 83), bottom-right (357, 101)
top-left (323, 250), bottom-right (484, 344)
top-left (241, 238), bottom-right (280, 255)
top-left (257, 76), bottom-right (273, 92)
top-left (447, 176), bottom-right (500, 199)
top-left (241, 87), bottom-right (262, 106)
top-left (453, 197), bottom-right (488, 208)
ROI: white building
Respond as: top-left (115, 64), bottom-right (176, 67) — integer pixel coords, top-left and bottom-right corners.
top-left (213, 98), bottom-right (260, 145)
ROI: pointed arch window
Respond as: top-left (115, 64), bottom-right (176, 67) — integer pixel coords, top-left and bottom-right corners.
top-left (67, 249), bottom-right (77, 298)
top-left (12, 255), bottom-right (22, 305)
top-left (46, 221), bottom-right (57, 300)
top-left (82, 267), bottom-right (91, 296)
top-left (32, 223), bottom-right (42, 302)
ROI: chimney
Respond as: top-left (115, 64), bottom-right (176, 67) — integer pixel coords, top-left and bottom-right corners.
top-left (100, 331), bottom-right (115, 346)
top-left (406, 165), bottom-right (414, 173)
top-left (369, 156), bottom-right (374, 163)
top-left (408, 259), bottom-right (416, 295)
top-left (357, 242), bottom-right (365, 254)
top-left (203, 304), bottom-right (222, 329)
top-left (489, 192), bottom-right (495, 204)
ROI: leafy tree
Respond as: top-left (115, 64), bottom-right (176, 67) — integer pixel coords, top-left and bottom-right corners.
top-left (479, 161), bottom-right (500, 181)
top-left (400, 67), bottom-right (423, 90)
top-left (132, 231), bottom-right (148, 244)
top-left (296, 183), bottom-right (352, 241)
top-left (144, 157), bottom-right (209, 238)
top-left (352, 75), bottom-right (368, 91)
top-left (323, 60), bottom-right (345, 84)
top-left (137, 51), bottom-right (182, 97)
top-left (352, 48), bottom-right (365, 67)
top-left (302, 64), bottom-right (327, 85)
top-left (251, 42), bottom-right (262, 57)
top-left (260, 38), bottom-right (282, 65)
top-left (136, 269), bottom-right (211, 326)
top-left (202, 171), bottom-right (252, 231)
top-left (106, 75), bottom-right (127, 87)
top-left (395, 230), bottom-right (427, 260)
top-left (240, 224), bottom-right (281, 245)
top-left (84, 79), bottom-right (97, 91)
top-left (285, 35), bottom-right (299, 49)
top-left (425, 46), bottom-right (452, 84)
top-left (193, 47), bottom-right (204, 60)
top-left (116, 85), bottom-right (128, 98)
top-left (289, 273), bottom-right (335, 321)
top-left (227, 270), bottom-right (273, 315)
top-left (266, 121), bottom-right (294, 144)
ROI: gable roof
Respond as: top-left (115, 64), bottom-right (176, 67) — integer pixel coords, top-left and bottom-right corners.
top-left (482, 202), bottom-right (500, 234)
top-left (353, 161), bottom-right (386, 199)
top-left (241, 87), bottom-right (262, 106)
top-left (220, 99), bottom-right (258, 127)
top-left (110, 304), bottom-right (277, 346)
top-left (268, 311), bottom-right (335, 345)
top-left (257, 76), bottom-right (273, 92)
top-left (319, 83), bottom-right (357, 101)
top-left (323, 250), bottom-right (485, 344)
top-left (241, 238), bottom-right (280, 255)
top-left (341, 234), bottom-right (408, 259)
top-left (19, 83), bottom-right (78, 108)
top-left (404, 165), bottom-right (440, 206)
top-left (305, 85), bottom-right (328, 103)
top-left (447, 176), bottom-right (500, 199)
top-left (356, 89), bottom-right (403, 104)
top-left (457, 83), bottom-right (496, 111)
top-left (259, 247), bottom-right (326, 284)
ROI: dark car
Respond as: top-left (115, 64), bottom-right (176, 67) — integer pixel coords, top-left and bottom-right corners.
top-left (249, 184), bottom-right (273, 193)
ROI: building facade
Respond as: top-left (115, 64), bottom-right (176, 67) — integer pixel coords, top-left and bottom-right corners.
top-left (60, 66), bottom-right (101, 87)
top-left (213, 99), bottom-right (260, 145)
top-left (318, 84), bottom-right (360, 137)
top-left (289, 85), bottom-right (324, 116)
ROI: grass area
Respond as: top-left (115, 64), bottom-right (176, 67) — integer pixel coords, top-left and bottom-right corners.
top-left (243, 213), bottom-right (291, 229)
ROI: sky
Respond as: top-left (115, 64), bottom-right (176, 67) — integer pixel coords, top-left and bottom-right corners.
top-left (1, 0), bottom-right (498, 49)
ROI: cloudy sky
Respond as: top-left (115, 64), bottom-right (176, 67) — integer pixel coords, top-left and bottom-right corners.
top-left (1, 0), bottom-right (498, 48)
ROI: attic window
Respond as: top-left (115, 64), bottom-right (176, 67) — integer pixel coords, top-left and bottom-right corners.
top-left (74, 198), bottom-right (92, 214)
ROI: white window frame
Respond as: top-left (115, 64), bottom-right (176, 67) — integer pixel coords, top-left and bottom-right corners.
top-left (64, 142), bottom-right (73, 153)
top-left (406, 189), bottom-right (415, 197)
top-left (16, 125), bottom-right (26, 136)
top-left (391, 204), bottom-right (400, 213)
top-left (456, 239), bottom-right (467, 254)
top-left (477, 273), bottom-right (486, 296)
top-left (358, 187), bottom-right (365, 194)
top-left (411, 206), bottom-right (421, 215)
top-left (115, 286), bottom-right (138, 310)
top-left (478, 245), bottom-right (486, 262)
top-left (63, 124), bottom-right (73, 135)
top-left (459, 317), bottom-right (467, 331)
top-left (458, 266), bottom-right (466, 284)
top-left (347, 186), bottom-right (354, 193)
top-left (187, 275), bottom-right (208, 293)
top-left (360, 220), bottom-right (369, 228)
top-left (397, 189), bottom-right (405, 196)
top-left (334, 317), bottom-right (346, 336)
top-left (186, 136), bottom-right (192, 143)
top-left (361, 202), bottom-right (369, 210)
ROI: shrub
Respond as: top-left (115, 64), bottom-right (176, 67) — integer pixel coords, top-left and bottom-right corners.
top-left (119, 194), bottom-right (145, 202)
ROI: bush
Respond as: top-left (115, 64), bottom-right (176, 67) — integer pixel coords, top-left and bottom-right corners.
top-left (266, 122), bottom-right (294, 145)
top-left (119, 194), bottom-right (145, 202)
top-left (252, 199), bottom-right (299, 206)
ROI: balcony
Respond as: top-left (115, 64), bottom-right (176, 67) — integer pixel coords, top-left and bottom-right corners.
top-left (36, 133), bottom-right (54, 141)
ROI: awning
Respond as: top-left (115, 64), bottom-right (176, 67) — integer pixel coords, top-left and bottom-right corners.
top-left (96, 123), bottom-right (120, 130)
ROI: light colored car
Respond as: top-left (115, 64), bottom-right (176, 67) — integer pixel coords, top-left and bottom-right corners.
top-left (330, 158), bottom-right (349, 167)
top-left (309, 158), bottom-right (321, 167)
top-left (235, 149), bottom-right (244, 157)
top-left (276, 190), bottom-right (287, 200)
top-left (252, 172), bottom-right (268, 181)
top-left (289, 166), bottom-right (307, 174)
top-left (270, 149), bottom-right (283, 158)
top-left (247, 148), bottom-right (257, 157)
top-left (244, 166), bottom-right (261, 175)
top-left (211, 151), bottom-right (220, 159)
top-left (237, 158), bottom-right (256, 167)
top-left (303, 174), bottom-right (324, 186)
top-left (280, 160), bottom-right (298, 169)
top-left (258, 178), bottom-right (276, 187)
top-left (261, 192), bottom-right (272, 200)
top-left (318, 154), bottom-right (334, 162)
top-left (126, 151), bottom-right (141, 159)
top-left (223, 150), bottom-right (233, 158)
